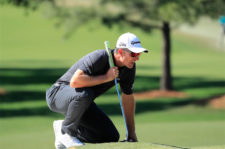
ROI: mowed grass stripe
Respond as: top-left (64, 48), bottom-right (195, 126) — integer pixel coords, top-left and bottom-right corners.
top-left (0, 4), bottom-right (225, 149)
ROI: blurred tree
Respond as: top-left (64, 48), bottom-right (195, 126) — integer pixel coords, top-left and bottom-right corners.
top-left (2, 0), bottom-right (225, 90)
top-left (95, 0), bottom-right (225, 90)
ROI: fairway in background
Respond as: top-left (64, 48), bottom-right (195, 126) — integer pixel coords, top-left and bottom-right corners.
top-left (0, 4), bottom-right (225, 149)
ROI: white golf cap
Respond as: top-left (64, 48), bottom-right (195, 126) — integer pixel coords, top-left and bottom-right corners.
top-left (116, 32), bottom-right (148, 53)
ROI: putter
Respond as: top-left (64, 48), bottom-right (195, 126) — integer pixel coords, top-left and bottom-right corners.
top-left (104, 41), bottom-right (129, 141)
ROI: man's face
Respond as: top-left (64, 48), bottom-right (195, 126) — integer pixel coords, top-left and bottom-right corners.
top-left (121, 50), bottom-right (140, 69)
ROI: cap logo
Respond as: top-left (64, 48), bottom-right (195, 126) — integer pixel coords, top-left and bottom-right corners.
top-left (119, 42), bottom-right (126, 47)
top-left (131, 41), bottom-right (141, 45)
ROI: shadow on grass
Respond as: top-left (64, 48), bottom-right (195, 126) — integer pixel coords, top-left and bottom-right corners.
top-left (0, 95), bottom-right (224, 118)
top-left (0, 97), bottom-right (191, 117)
top-left (0, 68), bottom-right (66, 85)
top-left (0, 107), bottom-right (54, 117)
top-left (0, 68), bottom-right (225, 117)
top-left (0, 91), bottom-right (44, 102)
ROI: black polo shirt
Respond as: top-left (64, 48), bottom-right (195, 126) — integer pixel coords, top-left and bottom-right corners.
top-left (57, 49), bottom-right (136, 97)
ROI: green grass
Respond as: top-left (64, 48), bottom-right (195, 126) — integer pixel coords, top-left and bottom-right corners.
top-left (0, 4), bottom-right (225, 149)
top-left (0, 116), bottom-right (225, 149)
top-left (77, 142), bottom-right (193, 149)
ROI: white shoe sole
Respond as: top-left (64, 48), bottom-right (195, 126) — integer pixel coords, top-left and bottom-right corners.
top-left (53, 120), bottom-right (84, 148)
top-left (53, 120), bottom-right (66, 149)
top-left (59, 133), bottom-right (84, 147)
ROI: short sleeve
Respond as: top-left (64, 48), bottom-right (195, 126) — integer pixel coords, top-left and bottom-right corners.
top-left (79, 50), bottom-right (109, 76)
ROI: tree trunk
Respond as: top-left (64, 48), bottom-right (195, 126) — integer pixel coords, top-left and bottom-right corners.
top-left (160, 21), bottom-right (172, 90)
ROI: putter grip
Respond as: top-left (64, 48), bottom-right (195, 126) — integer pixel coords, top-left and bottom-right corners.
top-left (104, 41), bottom-right (114, 67)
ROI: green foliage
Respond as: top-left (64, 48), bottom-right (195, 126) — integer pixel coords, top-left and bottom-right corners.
top-left (198, 0), bottom-right (225, 18)
top-left (1, 5), bottom-right (225, 149)
top-left (0, 0), bottom-right (52, 10)
top-left (2, 0), bottom-right (224, 32)
top-left (39, 1), bottom-right (99, 38)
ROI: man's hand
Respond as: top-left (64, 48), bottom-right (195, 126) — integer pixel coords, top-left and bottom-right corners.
top-left (121, 132), bottom-right (137, 142)
top-left (127, 132), bottom-right (138, 142)
top-left (106, 66), bottom-right (119, 81)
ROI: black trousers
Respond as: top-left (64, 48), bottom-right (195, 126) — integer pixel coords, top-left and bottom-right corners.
top-left (46, 83), bottom-right (120, 143)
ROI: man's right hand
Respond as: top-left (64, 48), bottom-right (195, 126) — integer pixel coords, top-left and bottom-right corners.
top-left (106, 66), bottom-right (119, 81)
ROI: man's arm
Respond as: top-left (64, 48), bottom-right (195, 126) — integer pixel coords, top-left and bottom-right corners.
top-left (70, 68), bottom-right (118, 88)
top-left (122, 93), bottom-right (137, 141)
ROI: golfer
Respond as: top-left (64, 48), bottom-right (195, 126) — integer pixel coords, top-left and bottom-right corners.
top-left (46, 32), bottom-right (148, 149)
